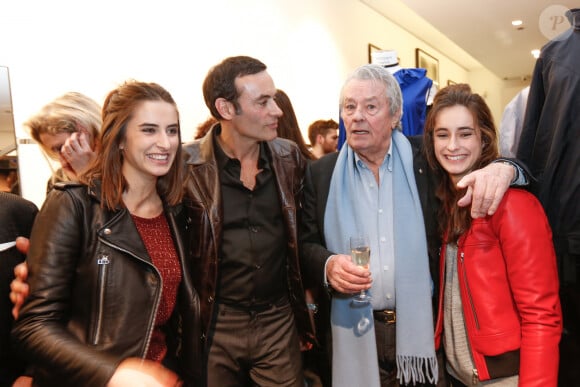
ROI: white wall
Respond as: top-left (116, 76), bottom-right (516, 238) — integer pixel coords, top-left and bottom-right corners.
top-left (0, 0), bottom-right (508, 208)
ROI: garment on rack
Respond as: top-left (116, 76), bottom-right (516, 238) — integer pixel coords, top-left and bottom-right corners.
top-left (517, 9), bottom-right (580, 386)
top-left (499, 86), bottom-right (529, 157)
top-left (393, 68), bottom-right (432, 136)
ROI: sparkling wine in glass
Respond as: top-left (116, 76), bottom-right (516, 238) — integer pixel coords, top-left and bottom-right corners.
top-left (350, 235), bottom-right (371, 304)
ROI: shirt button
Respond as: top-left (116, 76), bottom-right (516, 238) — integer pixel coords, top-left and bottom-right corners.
top-left (378, 209), bottom-right (383, 214)
top-left (386, 293), bottom-right (392, 300)
top-left (208, 296), bottom-right (214, 303)
top-left (383, 265), bottom-right (389, 271)
top-left (380, 237), bottom-right (386, 242)
top-left (250, 226), bottom-right (258, 233)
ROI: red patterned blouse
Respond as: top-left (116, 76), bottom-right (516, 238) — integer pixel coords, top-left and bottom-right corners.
top-left (131, 212), bottom-right (182, 362)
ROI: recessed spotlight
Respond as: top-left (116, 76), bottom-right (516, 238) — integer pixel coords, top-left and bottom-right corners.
top-left (512, 20), bottom-right (523, 26)
top-left (531, 49), bottom-right (540, 59)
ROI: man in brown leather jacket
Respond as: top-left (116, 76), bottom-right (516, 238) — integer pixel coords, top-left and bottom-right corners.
top-left (182, 56), bottom-right (314, 386)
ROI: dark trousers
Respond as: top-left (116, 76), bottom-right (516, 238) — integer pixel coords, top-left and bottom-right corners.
top-left (206, 300), bottom-right (303, 387)
top-left (374, 319), bottom-right (447, 387)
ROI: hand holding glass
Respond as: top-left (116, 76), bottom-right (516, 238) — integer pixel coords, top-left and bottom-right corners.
top-left (350, 235), bottom-right (371, 304)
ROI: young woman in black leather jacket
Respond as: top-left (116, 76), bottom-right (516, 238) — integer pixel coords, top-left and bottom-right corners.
top-left (12, 81), bottom-right (200, 387)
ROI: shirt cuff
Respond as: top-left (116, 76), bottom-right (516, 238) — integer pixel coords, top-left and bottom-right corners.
top-left (494, 158), bottom-right (528, 186)
top-left (323, 254), bottom-right (337, 287)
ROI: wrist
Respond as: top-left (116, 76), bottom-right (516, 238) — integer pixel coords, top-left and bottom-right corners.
top-left (494, 158), bottom-right (518, 184)
top-left (500, 161), bottom-right (517, 184)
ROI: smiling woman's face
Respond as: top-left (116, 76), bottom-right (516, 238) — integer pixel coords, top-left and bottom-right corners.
top-left (433, 104), bottom-right (483, 184)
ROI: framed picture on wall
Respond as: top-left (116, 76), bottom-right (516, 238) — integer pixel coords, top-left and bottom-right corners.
top-left (415, 48), bottom-right (439, 86)
top-left (368, 43), bottom-right (381, 64)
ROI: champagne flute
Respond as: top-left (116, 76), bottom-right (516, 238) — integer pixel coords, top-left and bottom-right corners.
top-left (350, 235), bottom-right (371, 304)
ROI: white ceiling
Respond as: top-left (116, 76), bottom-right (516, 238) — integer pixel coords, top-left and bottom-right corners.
top-left (364, 0), bottom-right (578, 81)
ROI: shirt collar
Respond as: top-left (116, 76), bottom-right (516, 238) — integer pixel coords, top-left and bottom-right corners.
top-left (354, 139), bottom-right (393, 172)
top-left (213, 129), bottom-right (270, 171)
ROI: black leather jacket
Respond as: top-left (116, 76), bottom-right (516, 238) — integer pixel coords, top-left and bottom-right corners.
top-left (182, 126), bottom-right (315, 346)
top-left (12, 181), bottom-right (201, 386)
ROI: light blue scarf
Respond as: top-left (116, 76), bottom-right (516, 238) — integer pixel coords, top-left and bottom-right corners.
top-left (324, 130), bottom-right (437, 386)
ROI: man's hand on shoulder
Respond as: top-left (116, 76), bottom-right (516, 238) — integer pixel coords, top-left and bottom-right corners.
top-left (456, 162), bottom-right (515, 218)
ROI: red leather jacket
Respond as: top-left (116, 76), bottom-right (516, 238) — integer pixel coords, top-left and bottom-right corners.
top-left (434, 189), bottom-right (562, 386)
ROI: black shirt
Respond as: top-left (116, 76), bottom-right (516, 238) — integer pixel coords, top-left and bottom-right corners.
top-left (214, 135), bottom-right (288, 308)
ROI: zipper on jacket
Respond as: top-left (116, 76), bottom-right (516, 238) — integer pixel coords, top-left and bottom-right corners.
top-left (460, 252), bottom-right (480, 330)
top-left (472, 368), bottom-right (479, 385)
top-left (141, 267), bottom-right (163, 359)
top-left (98, 238), bottom-right (163, 357)
top-left (92, 254), bottom-right (110, 345)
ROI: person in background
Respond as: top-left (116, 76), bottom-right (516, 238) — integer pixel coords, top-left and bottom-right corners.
top-left (273, 88), bottom-right (326, 386)
top-left (299, 64), bottom-right (525, 387)
top-left (193, 116), bottom-right (218, 140)
top-left (424, 84), bottom-right (561, 386)
top-left (183, 56), bottom-right (314, 386)
top-left (24, 92), bottom-right (101, 191)
top-left (275, 89), bottom-right (316, 160)
top-left (0, 193), bottom-right (37, 387)
top-left (498, 86), bottom-right (529, 158)
top-left (12, 81), bottom-right (200, 387)
top-left (307, 119), bottom-right (338, 159)
top-left (0, 159), bottom-right (19, 194)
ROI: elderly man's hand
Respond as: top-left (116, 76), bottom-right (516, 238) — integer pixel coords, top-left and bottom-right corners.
top-left (326, 254), bottom-right (372, 294)
top-left (456, 162), bottom-right (515, 218)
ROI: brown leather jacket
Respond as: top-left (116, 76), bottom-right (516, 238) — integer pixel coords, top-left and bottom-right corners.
top-left (182, 126), bottom-right (315, 346)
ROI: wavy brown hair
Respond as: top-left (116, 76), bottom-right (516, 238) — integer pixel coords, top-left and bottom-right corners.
top-left (81, 81), bottom-right (183, 209)
top-left (423, 84), bottom-right (499, 242)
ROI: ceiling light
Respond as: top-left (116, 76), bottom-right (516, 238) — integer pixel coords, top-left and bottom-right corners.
top-left (511, 20), bottom-right (523, 26)
top-left (531, 49), bottom-right (540, 59)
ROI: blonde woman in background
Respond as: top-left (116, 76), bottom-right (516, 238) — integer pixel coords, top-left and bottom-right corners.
top-left (25, 92), bottom-right (101, 190)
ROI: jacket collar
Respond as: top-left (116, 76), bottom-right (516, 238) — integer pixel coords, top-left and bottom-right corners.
top-left (184, 123), bottom-right (295, 167)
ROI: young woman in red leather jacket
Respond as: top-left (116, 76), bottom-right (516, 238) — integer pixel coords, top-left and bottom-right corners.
top-left (423, 84), bottom-right (562, 386)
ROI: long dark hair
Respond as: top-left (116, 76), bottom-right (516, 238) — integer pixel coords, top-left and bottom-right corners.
top-left (275, 89), bottom-right (316, 160)
top-left (82, 81), bottom-right (183, 209)
top-left (423, 84), bottom-right (499, 242)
